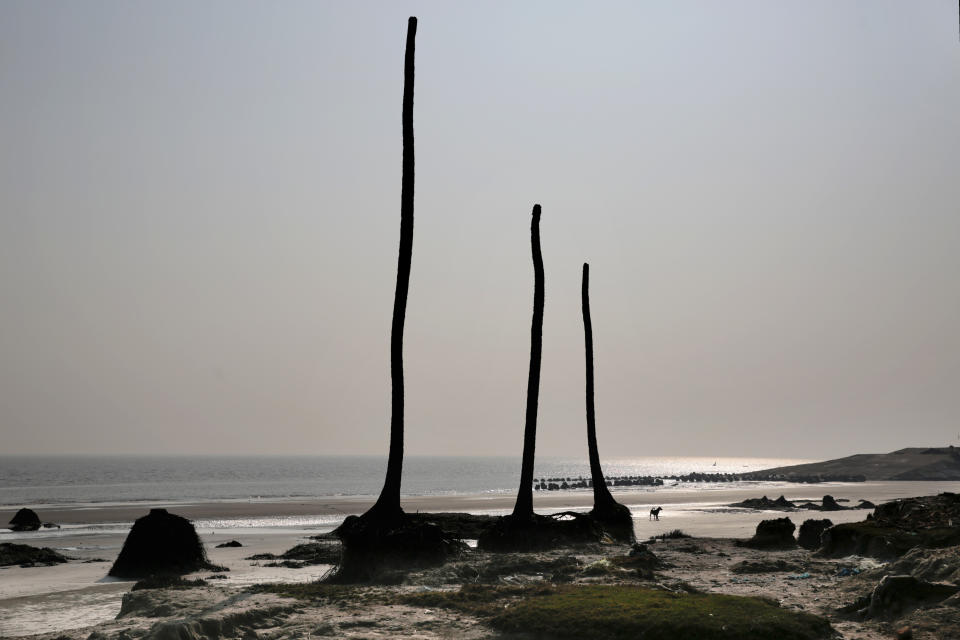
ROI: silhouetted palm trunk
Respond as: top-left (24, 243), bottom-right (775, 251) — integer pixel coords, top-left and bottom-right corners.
top-left (511, 204), bottom-right (544, 519)
top-left (582, 263), bottom-right (617, 512)
top-left (581, 263), bottom-right (634, 542)
top-left (369, 16), bottom-right (417, 523)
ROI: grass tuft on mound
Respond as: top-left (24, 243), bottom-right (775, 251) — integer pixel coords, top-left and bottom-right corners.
top-left (649, 529), bottom-right (692, 541)
top-left (402, 584), bottom-right (832, 640)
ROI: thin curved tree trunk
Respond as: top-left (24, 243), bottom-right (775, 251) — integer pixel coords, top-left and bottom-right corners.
top-left (582, 263), bottom-right (617, 511)
top-left (511, 204), bottom-right (544, 519)
top-left (369, 16), bottom-right (417, 521)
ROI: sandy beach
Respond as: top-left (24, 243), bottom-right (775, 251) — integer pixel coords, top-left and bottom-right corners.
top-left (3, 480), bottom-right (959, 637)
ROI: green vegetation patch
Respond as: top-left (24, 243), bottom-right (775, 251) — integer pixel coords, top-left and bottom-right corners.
top-left (403, 584), bottom-right (832, 640)
top-left (493, 585), bottom-right (831, 640)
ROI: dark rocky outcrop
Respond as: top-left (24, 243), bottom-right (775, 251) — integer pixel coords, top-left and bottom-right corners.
top-left (820, 495), bottom-right (845, 511)
top-left (818, 521), bottom-right (902, 559)
top-left (0, 542), bottom-right (69, 567)
top-left (740, 517), bottom-right (796, 549)
top-left (109, 509), bottom-right (220, 579)
top-left (214, 540), bottom-right (242, 548)
top-left (819, 493), bottom-right (960, 559)
top-left (857, 575), bottom-right (959, 619)
top-left (794, 495), bottom-right (852, 511)
top-left (728, 495), bottom-right (795, 510)
top-left (9, 508), bottom-right (41, 532)
top-left (871, 492), bottom-right (960, 529)
top-left (797, 519), bottom-right (833, 550)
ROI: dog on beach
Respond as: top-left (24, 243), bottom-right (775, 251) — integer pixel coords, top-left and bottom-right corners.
top-left (649, 507), bottom-right (662, 520)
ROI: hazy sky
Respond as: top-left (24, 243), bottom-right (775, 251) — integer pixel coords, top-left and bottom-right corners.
top-left (2, 1), bottom-right (958, 459)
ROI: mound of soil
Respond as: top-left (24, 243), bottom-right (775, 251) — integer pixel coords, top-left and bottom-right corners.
top-left (247, 542), bottom-right (341, 568)
top-left (8, 508), bottom-right (41, 532)
top-left (797, 519), bottom-right (833, 550)
top-left (477, 512), bottom-right (605, 553)
top-left (109, 508), bottom-right (221, 579)
top-left (0, 542), bottom-right (68, 567)
top-left (740, 517), bottom-right (796, 549)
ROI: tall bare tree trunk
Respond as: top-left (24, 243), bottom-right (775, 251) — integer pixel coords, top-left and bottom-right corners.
top-left (582, 263), bottom-right (617, 511)
top-left (511, 204), bottom-right (544, 519)
top-left (369, 16), bottom-right (416, 521)
top-left (581, 263), bottom-right (634, 542)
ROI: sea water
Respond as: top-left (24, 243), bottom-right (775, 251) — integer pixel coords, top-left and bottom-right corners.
top-left (0, 455), bottom-right (809, 507)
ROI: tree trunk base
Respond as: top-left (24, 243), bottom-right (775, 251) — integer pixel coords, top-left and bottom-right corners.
top-left (326, 510), bottom-right (466, 583)
top-left (590, 501), bottom-right (636, 544)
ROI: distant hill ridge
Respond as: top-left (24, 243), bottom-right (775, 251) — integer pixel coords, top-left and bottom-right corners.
top-left (753, 446), bottom-right (960, 481)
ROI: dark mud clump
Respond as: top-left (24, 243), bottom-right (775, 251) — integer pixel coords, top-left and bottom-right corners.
top-left (739, 517), bottom-right (797, 549)
top-left (0, 542), bottom-right (69, 567)
top-left (215, 540), bottom-right (242, 548)
top-left (247, 542), bottom-right (342, 569)
top-left (797, 519), bottom-right (833, 551)
top-left (109, 508), bottom-right (223, 579)
top-left (477, 512), bottom-right (605, 553)
top-left (8, 508), bottom-right (41, 532)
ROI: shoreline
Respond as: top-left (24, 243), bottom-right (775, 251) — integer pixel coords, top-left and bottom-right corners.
top-left (3, 480), bottom-right (957, 528)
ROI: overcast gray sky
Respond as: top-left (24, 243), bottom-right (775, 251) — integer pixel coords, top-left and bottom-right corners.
top-left (1, 1), bottom-right (958, 459)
